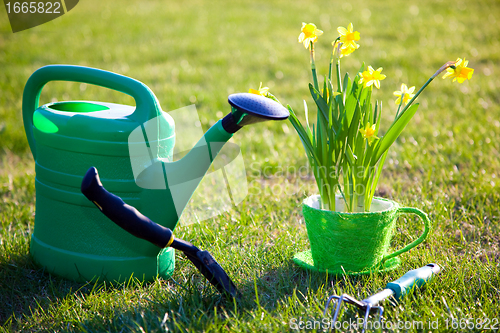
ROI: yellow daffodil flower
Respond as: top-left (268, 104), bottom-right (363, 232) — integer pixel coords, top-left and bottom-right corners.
top-left (393, 83), bottom-right (416, 105)
top-left (442, 57), bottom-right (474, 83)
top-left (359, 123), bottom-right (378, 145)
top-left (359, 66), bottom-right (386, 89)
top-left (249, 82), bottom-right (270, 96)
top-left (298, 23), bottom-right (323, 49)
top-left (332, 40), bottom-right (357, 58)
top-left (337, 23), bottom-right (360, 51)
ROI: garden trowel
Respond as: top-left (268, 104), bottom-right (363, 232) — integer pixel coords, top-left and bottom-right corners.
top-left (81, 166), bottom-right (240, 298)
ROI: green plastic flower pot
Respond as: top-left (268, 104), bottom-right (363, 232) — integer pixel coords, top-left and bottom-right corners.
top-left (293, 195), bottom-right (431, 275)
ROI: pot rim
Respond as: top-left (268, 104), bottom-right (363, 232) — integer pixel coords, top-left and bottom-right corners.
top-left (303, 194), bottom-right (398, 214)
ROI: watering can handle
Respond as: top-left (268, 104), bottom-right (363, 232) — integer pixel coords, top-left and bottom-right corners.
top-left (22, 65), bottom-right (161, 160)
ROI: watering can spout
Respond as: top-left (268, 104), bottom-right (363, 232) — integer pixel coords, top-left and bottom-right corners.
top-left (137, 93), bottom-right (289, 229)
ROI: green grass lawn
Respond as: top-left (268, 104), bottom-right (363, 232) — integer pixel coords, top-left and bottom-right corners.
top-left (1, 0), bottom-right (499, 331)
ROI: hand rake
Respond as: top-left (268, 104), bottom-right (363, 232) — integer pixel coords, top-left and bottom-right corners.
top-left (324, 263), bottom-right (441, 332)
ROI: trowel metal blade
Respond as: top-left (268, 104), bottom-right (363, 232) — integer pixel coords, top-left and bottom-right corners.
top-left (181, 250), bottom-right (240, 298)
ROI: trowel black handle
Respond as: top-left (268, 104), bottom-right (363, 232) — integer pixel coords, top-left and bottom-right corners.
top-left (81, 166), bottom-right (241, 298)
top-left (81, 166), bottom-right (173, 248)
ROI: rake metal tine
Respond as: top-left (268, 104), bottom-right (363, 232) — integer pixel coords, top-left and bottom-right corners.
top-left (332, 295), bottom-right (344, 325)
top-left (377, 306), bottom-right (384, 328)
top-left (359, 305), bottom-right (384, 333)
top-left (361, 304), bottom-right (371, 333)
top-left (324, 295), bottom-right (339, 315)
top-left (324, 295), bottom-right (345, 326)
top-left (324, 295), bottom-right (334, 316)
top-left (372, 306), bottom-right (384, 333)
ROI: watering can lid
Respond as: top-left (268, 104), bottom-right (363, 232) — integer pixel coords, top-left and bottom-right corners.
top-left (34, 101), bottom-right (175, 143)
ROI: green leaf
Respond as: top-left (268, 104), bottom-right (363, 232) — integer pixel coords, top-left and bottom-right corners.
top-left (361, 94), bottom-right (371, 125)
top-left (366, 150), bottom-right (388, 210)
top-left (323, 76), bottom-right (328, 104)
top-left (362, 137), bottom-right (378, 177)
top-left (317, 114), bottom-right (325, 163)
top-left (327, 79), bottom-right (338, 122)
top-left (287, 106), bottom-right (315, 158)
top-left (357, 62), bottom-right (366, 75)
top-left (374, 101), bottom-right (382, 134)
top-left (344, 94), bottom-right (358, 127)
top-left (309, 84), bottom-right (329, 122)
top-left (309, 84), bottom-right (340, 135)
top-left (357, 82), bottom-right (369, 103)
top-left (343, 73), bottom-right (352, 97)
top-left (303, 100), bottom-right (313, 140)
top-left (343, 75), bottom-right (364, 127)
top-left (336, 62), bottom-right (343, 94)
top-left (345, 145), bottom-right (357, 166)
top-left (347, 101), bottom-right (361, 148)
top-left (368, 103), bottom-right (373, 126)
top-left (371, 103), bottom-right (419, 164)
top-left (287, 105), bottom-right (333, 193)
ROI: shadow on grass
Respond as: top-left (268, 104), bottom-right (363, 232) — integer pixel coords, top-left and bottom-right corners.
top-left (73, 261), bottom-right (351, 332)
top-left (0, 253), bottom-right (93, 328)
top-left (0, 253), bottom-right (353, 332)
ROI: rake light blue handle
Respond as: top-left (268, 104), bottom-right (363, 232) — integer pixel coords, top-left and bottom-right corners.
top-left (386, 263), bottom-right (441, 299)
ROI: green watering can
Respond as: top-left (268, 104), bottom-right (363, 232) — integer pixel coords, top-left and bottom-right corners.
top-left (23, 65), bottom-right (289, 282)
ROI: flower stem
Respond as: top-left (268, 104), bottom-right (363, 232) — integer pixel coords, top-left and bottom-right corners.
top-left (396, 61), bottom-right (456, 121)
top-left (310, 41), bottom-right (320, 91)
top-left (328, 38), bottom-right (340, 83)
top-left (336, 58), bottom-right (342, 94)
top-left (328, 53), bottom-right (334, 83)
top-left (395, 98), bottom-right (404, 119)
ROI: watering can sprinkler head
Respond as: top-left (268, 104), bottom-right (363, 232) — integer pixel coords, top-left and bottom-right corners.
top-left (221, 93), bottom-right (289, 133)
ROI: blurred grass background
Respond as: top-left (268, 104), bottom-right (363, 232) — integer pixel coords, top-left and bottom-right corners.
top-left (1, 0), bottom-right (499, 331)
